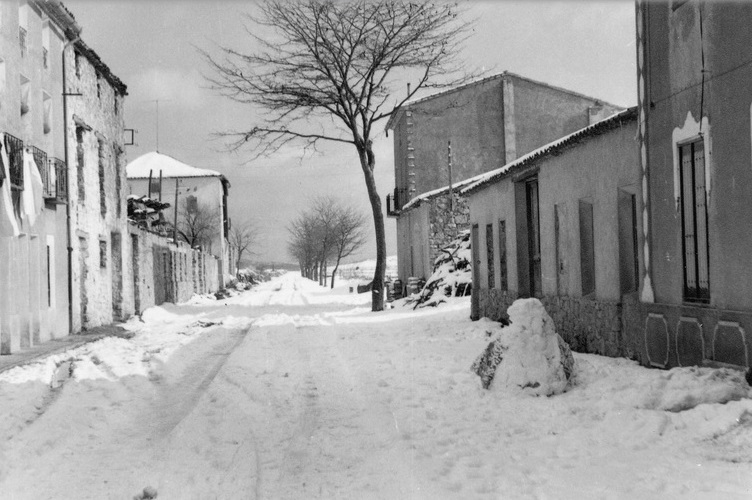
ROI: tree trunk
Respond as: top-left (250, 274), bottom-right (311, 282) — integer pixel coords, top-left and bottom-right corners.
top-left (331, 254), bottom-right (342, 289)
top-left (358, 141), bottom-right (385, 312)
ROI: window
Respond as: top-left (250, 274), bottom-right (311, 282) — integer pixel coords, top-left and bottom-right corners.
top-left (42, 24), bottom-right (50, 70)
top-left (98, 139), bottom-right (106, 217)
top-left (74, 51), bottom-right (81, 78)
top-left (99, 240), bottom-right (107, 269)
top-left (149, 177), bottom-right (161, 197)
top-left (186, 195), bottom-right (198, 214)
top-left (679, 139), bottom-right (710, 302)
top-left (20, 75), bottom-right (30, 115)
top-left (76, 126), bottom-right (85, 202)
top-left (579, 199), bottom-right (595, 296)
top-left (18, 27), bottom-right (27, 57)
top-left (43, 92), bottom-right (52, 134)
top-left (96, 74), bottom-right (101, 99)
top-left (618, 189), bottom-right (639, 294)
top-left (486, 223), bottom-right (494, 288)
top-left (498, 220), bottom-right (508, 291)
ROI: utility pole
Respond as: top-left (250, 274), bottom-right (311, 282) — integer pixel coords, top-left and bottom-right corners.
top-left (448, 140), bottom-right (453, 212)
top-left (146, 98), bottom-right (172, 153)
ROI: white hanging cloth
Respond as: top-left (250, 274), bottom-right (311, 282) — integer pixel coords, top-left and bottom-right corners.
top-left (0, 134), bottom-right (20, 237)
top-left (21, 148), bottom-right (43, 228)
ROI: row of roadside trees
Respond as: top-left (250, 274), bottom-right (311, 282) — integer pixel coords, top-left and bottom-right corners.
top-left (288, 196), bottom-right (366, 288)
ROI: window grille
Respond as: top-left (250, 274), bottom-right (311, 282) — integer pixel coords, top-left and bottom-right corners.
top-left (29, 145), bottom-right (48, 195)
top-left (47, 157), bottom-right (67, 202)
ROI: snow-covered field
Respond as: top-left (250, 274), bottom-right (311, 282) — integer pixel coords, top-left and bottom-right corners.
top-left (0, 272), bottom-right (751, 499)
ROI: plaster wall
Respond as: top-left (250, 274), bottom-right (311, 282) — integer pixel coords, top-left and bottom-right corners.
top-left (0, 2), bottom-right (70, 353)
top-left (645, 1), bottom-right (752, 312)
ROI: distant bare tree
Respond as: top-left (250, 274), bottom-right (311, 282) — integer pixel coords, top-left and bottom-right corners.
top-left (330, 206), bottom-right (366, 289)
top-left (204, 0), bottom-right (476, 311)
top-left (287, 197), bottom-right (366, 287)
top-left (229, 220), bottom-right (259, 272)
top-left (176, 198), bottom-right (220, 251)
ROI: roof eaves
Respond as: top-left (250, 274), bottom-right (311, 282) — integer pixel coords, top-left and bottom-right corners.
top-left (460, 106), bottom-right (638, 196)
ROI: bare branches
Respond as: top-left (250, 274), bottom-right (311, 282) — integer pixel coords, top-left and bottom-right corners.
top-left (287, 196), bottom-right (366, 287)
top-left (229, 220), bottom-right (260, 271)
top-left (203, 0), bottom-right (476, 156)
top-left (175, 199), bottom-right (221, 251)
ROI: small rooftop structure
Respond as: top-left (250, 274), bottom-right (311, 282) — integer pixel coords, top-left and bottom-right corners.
top-left (126, 152), bottom-right (224, 180)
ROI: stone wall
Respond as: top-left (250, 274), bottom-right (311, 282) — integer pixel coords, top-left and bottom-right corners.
top-left (65, 39), bottom-right (130, 331)
top-left (129, 226), bottom-right (220, 315)
top-left (428, 193), bottom-right (470, 267)
top-left (476, 289), bottom-right (629, 358)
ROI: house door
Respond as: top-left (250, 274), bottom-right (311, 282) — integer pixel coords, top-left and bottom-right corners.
top-left (526, 179), bottom-right (542, 297)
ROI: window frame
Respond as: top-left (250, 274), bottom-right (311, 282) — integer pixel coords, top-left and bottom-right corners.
top-left (678, 137), bottom-right (710, 303)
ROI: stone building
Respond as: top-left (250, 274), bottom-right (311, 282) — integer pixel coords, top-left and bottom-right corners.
top-left (0, 0), bottom-right (72, 353)
top-left (624, 1), bottom-right (752, 370)
top-left (462, 108), bottom-right (641, 358)
top-left (385, 72), bottom-right (623, 286)
top-left (62, 14), bottom-right (131, 332)
top-left (126, 151), bottom-right (233, 284)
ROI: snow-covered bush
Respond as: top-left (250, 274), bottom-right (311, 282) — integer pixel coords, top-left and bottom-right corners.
top-left (407, 230), bottom-right (471, 308)
top-left (472, 298), bottom-right (575, 396)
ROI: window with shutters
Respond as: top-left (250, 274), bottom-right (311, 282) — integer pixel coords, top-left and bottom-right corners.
top-left (679, 138), bottom-right (710, 303)
top-left (579, 199), bottom-right (595, 296)
top-left (486, 224), bottom-right (494, 288)
top-left (498, 220), bottom-right (508, 291)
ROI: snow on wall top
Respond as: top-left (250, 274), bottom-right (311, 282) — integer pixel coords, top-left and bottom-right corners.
top-left (126, 152), bottom-right (223, 180)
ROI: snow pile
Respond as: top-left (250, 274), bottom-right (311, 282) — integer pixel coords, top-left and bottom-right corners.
top-left (472, 298), bottom-right (574, 396)
top-left (0, 305), bottom-right (233, 385)
top-left (640, 366), bottom-right (750, 412)
top-left (407, 230), bottom-right (471, 308)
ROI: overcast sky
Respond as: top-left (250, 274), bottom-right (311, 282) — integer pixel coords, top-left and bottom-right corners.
top-left (64, 0), bottom-right (637, 265)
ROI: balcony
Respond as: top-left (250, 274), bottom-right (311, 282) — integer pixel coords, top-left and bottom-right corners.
top-left (386, 187), bottom-right (409, 218)
top-left (5, 134), bottom-right (24, 191)
top-left (46, 158), bottom-right (68, 203)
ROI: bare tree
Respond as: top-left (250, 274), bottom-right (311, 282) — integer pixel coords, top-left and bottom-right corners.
top-left (330, 206), bottom-right (366, 289)
top-left (229, 220), bottom-right (259, 272)
top-left (204, 0), bottom-right (475, 311)
top-left (176, 198), bottom-right (220, 251)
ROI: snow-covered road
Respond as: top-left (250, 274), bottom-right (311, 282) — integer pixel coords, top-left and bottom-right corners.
top-left (1, 273), bottom-right (751, 499)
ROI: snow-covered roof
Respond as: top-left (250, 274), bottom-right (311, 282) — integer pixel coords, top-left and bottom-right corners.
top-left (396, 107), bottom-right (637, 213)
top-left (460, 106), bottom-right (638, 195)
top-left (126, 152), bottom-right (223, 180)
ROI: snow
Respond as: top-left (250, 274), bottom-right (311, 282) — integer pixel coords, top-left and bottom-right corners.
top-left (126, 151), bottom-right (223, 179)
top-left (0, 272), bottom-right (750, 498)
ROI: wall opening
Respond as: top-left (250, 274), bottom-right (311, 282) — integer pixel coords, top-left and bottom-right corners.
top-left (498, 219), bottom-right (508, 291)
top-left (579, 199), bottom-right (596, 296)
top-left (485, 223), bottom-right (495, 289)
top-left (111, 232), bottom-right (122, 320)
top-left (618, 189), bottom-right (639, 294)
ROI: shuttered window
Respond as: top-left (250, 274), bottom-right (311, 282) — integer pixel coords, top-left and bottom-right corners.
top-left (498, 220), bottom-right (508, 291)
top-left (579, 199), bottom-right (595, 296)
top-left (679, 139), bottom-right (710, 302)
top-left (486, 224), bottom-right (494, 288)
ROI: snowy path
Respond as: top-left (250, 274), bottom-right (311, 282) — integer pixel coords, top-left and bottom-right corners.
top-left (1, 273), bottom-right (751, 499)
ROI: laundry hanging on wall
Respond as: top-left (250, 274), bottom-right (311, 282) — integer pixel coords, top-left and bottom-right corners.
top-left (21, 148), bottom-right (43, 228)
top-left (0, 135), bottom-right (20, 237)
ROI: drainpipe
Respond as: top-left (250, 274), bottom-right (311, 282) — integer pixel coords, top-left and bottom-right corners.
top-left (63, 32), bottom-right (81, 335)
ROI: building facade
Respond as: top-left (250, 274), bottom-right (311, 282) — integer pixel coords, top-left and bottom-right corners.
top-left (625, 0), bottom-right (752, 370)
top-left (0, 0), bottom-right (71, 353)
top-left (386, 72), bottom-right (622, 285)
top-left (463, 109), bottom-right (641, 357)
top-left (64, 22), bottom-right (131, 332)
top-left (126, 152), bottom-right (233, 285)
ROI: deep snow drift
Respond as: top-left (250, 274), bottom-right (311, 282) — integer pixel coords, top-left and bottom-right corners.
top-left (0, 273), bottom-right (751, 499)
